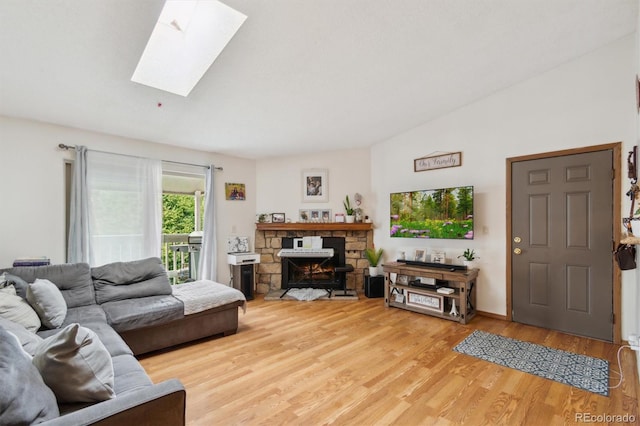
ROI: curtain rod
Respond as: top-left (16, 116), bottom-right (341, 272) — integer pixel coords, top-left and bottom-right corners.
top-left (57, 143), bottom-right (223, 171)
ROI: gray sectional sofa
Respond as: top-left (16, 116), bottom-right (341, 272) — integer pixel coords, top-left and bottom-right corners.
top-left (0, 257), bottom-right (246, 425)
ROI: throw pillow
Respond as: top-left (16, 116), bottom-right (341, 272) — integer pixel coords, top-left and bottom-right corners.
top-left (4, 273), bottom-right (29, 299)
top-left (0, 292), bottom-right (41, 332)
top-left (0, 283), bottom-right (17, 295)
top-left (33, 323), bottom-right (116, 403)
top-left (27, 278), bottom-right (68, 329)
top-left (0, 329), bottom-right (59, 424)
top-left (0, 316), bottom-right (44, 355)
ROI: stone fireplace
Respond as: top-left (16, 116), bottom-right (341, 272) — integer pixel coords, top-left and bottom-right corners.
top-left (254, 223), bottom-right (373, 294)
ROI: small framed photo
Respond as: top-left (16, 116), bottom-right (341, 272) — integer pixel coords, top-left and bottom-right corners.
top-left (321, 209), bottom-right (332, 222)
top-left (335, 213), bottom-right (345, 223)
top-left (302, 169), bottom-right (328, 202)
top-left (406, 290), bottom-right (443, 313)
top-left (299, 209), bottom-right (310, 222)
top-left (225, 183), bottom-right (246, 200)
top-left (310, 210), bottom-right (321, 222)
top-left (431, 250), bottom-right (446, 264)
top-left (414, 249), bottom-right (426, 262)
top-left (272, 213), bottom-right (285, 223)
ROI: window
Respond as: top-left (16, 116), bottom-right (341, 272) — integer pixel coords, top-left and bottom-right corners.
top-left (161, 166), bottom-right (206, 283)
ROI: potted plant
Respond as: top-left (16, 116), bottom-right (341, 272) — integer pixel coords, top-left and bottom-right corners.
top-left (364, 247), bottom-right (384, 276)
top-left (343, 195), bottom-right (355, 223)
top-left (458, 248), bottom-right (478, 268)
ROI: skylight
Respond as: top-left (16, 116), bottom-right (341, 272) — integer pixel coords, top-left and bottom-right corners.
top-left (131, 0), bottom-right (247, 96)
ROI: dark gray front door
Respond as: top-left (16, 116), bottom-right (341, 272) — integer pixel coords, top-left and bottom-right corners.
top-left (511, 150), bottom-right (614, 341)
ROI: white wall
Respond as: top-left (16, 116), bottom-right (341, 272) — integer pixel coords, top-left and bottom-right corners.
top-left (0, 116), bottom-right (256, 284)
top-left (371, 35), bottom-right (637, 337)
top-left (255, 148), bottom-right (372, 223)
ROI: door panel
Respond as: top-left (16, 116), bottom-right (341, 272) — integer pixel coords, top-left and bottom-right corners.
top-left (511, 150), bottom-right (613, 341)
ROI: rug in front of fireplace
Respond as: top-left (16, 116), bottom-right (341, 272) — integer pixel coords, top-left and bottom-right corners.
top-left (264, 288), bottom-right (358, 301)
top-left (454, 330), bottom-right (609, 396)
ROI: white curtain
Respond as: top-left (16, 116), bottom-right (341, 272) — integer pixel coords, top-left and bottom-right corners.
top-left (68, 150), bottom-right (162, 266)
top-left (198, 165), bottom-right (217, 281)
top-left (67, 146), bottom-right (91, 263)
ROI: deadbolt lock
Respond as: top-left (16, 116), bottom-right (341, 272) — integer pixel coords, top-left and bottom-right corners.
top-left (514, 237), bottom-right (522, 243)
top-left (513, 248), bottom-right (522, 255)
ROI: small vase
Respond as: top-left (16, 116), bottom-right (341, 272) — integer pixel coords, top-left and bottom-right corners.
top-left (345, 215), bottom-right (355, 223)
top-left (368, 266), bottom-right (379, 277)
top-left (463, 260), bottom-right (476, 269)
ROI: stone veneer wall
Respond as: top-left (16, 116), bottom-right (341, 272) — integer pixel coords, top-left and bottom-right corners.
top-left (254, 229), bottom-right (373, 294)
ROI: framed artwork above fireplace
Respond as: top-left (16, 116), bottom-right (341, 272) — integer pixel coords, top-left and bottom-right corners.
top-left (302, 169), bottom-right (328, 202)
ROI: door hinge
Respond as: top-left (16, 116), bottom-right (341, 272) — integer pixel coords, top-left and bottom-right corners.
top-left (611, 313), bottom-right (615, 324)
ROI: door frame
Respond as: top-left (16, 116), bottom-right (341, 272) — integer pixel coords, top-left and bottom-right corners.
top-left (506, 142), bottom-right (622, 343)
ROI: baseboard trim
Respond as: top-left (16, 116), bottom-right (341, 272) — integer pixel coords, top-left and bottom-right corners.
top-left (477, 310), bottom-right (507, 321)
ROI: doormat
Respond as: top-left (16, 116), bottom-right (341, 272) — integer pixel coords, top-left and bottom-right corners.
top-left (453, 330), bottom-right (609, 396)
top-left (264, 288), bottom-right (358, 301)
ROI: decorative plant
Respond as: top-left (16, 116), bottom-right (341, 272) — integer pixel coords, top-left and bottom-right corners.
top-left (257, 213), bottom-right (268, 223)
top-left (364, 247), bottom-right (384, 267)
top-left (458, 248), bottom-right (477, 261)
top-left (343, 195), bottom-right (355, 216)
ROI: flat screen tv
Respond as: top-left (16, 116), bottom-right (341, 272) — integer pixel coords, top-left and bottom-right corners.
top-left (390, 185), bottom-right (474, 239)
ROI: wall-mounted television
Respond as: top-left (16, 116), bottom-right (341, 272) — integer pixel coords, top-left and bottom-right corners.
top-left (390, 186), bottom-right (474, 240)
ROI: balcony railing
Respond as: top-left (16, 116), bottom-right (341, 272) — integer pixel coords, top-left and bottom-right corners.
top-left (162, 233), bottom-right (192, 284)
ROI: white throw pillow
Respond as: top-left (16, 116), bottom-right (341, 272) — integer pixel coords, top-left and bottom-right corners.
top-left (32, 323), bottom-right (115, 403)
top-left (27, 278), bottom-right (67, 329)
top-left (0, 292), bottom-right (41, 332)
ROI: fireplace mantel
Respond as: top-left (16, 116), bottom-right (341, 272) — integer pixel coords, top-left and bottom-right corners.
top-left (256, 222), bottom-right (373, 232)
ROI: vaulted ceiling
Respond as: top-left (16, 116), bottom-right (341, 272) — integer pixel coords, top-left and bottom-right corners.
top-left (0, 0), bottom-right (637, 159)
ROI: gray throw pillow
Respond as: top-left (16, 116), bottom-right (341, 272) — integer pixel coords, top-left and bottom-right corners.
top-left (0, 316), bottom-right (44, 355)
top-left (4, 273), bottom-right (28, 299)
top-left (0, 328), bottom-right (59, 424)
top-left (27, 278), bottom-right (68, 329)
top-left (33, 323), bottom-right (116, 403)
top-left (0, 292), bottom-right (41, 332)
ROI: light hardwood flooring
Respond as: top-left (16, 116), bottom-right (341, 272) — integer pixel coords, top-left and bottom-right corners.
top-left (139, 295), bottom-right (639, 425)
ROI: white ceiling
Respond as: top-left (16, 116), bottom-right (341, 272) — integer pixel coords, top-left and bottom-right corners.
top-left (0, 0), bottom-right (637, 159)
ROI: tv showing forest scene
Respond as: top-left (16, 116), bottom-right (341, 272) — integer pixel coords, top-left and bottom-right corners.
top-left (390, 186), bottom-right (474, 240)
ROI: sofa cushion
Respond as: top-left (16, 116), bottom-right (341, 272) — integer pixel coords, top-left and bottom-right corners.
top-left (33, 323), bottom-right (116, 403)
top-left (112, 354), bottom-right (153, 395)
top-left (62, 304), bottom-right (108, 327)
top-left (27, 278), bottom-right (68, 329)
top-left (1, 263), bottom-right (96, 308)
top-left (101, 295), bottom-right (184, 332)
top-left (92, 257), bottom-right (172, 304)
top-left (0, 328), bottom-right (59, 424)
top-left (0, 292), bottom-right (41, 332)
top-left (0, 316), bottom-right (44, 355)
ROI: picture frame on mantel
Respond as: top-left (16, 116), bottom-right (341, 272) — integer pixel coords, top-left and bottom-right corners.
top-left (302, 169), bottom-right (328, 202)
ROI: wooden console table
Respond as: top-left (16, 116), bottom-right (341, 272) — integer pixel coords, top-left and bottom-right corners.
top-left (383, 261), bottom-right (478, 324)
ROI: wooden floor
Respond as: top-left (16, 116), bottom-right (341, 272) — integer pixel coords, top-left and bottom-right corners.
top-left (139, 295), bottom-right (639, 426)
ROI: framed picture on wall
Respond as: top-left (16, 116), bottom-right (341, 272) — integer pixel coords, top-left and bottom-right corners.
top-left (302, 169), bottom-right (328, 202)
top-left (225, 183), bottom-right (246, 200)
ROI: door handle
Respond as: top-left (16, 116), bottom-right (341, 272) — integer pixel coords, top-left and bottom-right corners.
top-left (513, 248), bottom-right (522, 255)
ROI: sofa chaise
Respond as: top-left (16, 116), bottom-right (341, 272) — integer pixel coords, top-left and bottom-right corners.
top-left (0, 257), bottom-right (246, 425)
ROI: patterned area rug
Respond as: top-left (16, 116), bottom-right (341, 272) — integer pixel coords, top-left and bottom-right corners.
top-left (264, 288), bottom-right (358, 301)
top-left (454, 330), bottom-right (609, 396)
